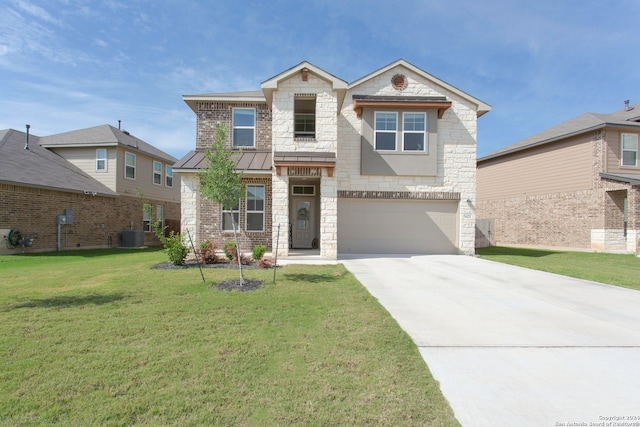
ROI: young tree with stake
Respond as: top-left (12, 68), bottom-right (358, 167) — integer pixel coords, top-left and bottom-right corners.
top-left (198, 123), bottom-right (245, 285)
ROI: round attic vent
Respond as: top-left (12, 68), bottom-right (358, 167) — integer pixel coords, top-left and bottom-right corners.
top-left (391, 74), bottom-right (407, 90)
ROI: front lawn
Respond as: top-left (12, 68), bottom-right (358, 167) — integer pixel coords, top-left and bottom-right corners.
top-left (476, 246), bottom-right (640, 291)
top-left (0, 248), bottom-right (458, 426)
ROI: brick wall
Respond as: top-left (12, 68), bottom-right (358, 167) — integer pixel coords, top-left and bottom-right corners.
top-left (196, 102), bottom-right (271, 150)
top-left (476, 189), bottom-right (601, 249)
top-left (197, 176), bottom-right (272, 252)
top-left (0, 183), bottom-right (180, 254)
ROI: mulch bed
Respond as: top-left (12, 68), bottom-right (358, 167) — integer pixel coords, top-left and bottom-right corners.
top-left (152, 259), bottom-right (266, 291)
top-left (211, 279), bottom-right (265, 292)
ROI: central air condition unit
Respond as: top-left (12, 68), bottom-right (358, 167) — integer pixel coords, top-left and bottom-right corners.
top-left (121, 230), bottom-right (144, 247)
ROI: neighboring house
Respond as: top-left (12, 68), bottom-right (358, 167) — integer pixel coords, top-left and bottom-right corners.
top-left (174, 59), bottom-right (490, 258)
top-left (477, 103), bottom-right (640, 253)
top-left (0, 125), bottom-right (181, 254)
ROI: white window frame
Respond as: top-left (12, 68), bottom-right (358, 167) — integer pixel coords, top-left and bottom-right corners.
top-left (156, 205), bottom-right (164, 231)
top-left (294, 96), bottom-right (316, 139)
top-left (374, 111), bottom-right (397, 151)
top-left (96, 148), bottom-right (107, 172)
top-left (143, 203), bottom-right (152, 232)
top-left (621, 133), bottom-right (638, 167)
top-left (125, 152), bottom-right (136, 180)
top-left (246, 185), bottom-right (265, 232)
top-left (402, 112), bottom-right (427, 152)
top-left (165, 165), bottom-right (173, 187)
top-left (153, 161), bottom-right (162, 185)
top-left (222, 200), bottom-right (240, 232)
top-left (232, 108), bottom-right (256, 147)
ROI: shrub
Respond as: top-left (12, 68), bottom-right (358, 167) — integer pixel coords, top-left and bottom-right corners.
top-left (224, 241), bottom-right (236, 261)
top-left (161, 231), bottom-right (188, 266)
top-left (223, 241), bottom-right (251, 265)
top-left (197, 240), bottom-right (218, 264)
top-left (258, 257), bottom-right (274, 269)
top-left (252, 245), bottom-right (267, 261)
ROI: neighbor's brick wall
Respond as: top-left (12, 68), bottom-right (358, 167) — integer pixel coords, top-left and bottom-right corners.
top-left (0, 184), bottom-right (180, 254)
top-left (195, 102), bottom-right (271, 150)
top-left (197, 176), bottom-right (272, 252)
top-left (476, 189), bottom-right (601, 249)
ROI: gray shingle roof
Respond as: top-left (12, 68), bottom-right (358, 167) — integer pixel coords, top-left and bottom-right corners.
top-left (39, 124), bottom-right (177, 163)
top-left (0, 129), bottom-right (117, 196)
top-left (478, 104), bottom-right (640, 162)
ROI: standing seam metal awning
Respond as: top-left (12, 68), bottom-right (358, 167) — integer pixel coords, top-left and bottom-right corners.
top-left (172, 149), bottom-right (272, 172)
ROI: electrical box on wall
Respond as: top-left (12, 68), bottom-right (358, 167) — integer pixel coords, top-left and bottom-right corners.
top-left (57, 215), bottom-right (66, 225)
top-left (63, 209), bottom-right (74, 225)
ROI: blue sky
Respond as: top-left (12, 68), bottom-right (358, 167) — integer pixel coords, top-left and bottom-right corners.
top-left (1, 0), bottom-right (639, 160)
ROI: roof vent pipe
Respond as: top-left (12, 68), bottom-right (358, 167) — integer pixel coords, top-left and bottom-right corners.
top-left (24, 124), bottom-right (30, 150)
top-left (625, 100), bottom-right (630, 111)
top-left (118, 120), bottom-right (121, 130)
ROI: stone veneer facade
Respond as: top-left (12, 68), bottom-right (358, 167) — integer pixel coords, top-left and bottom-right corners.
top-left (338, 67), bottom-right (479, 255)
top-left (179, 61), bottom-right (487, 258)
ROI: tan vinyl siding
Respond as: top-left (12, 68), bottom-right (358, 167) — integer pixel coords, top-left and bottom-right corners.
top-left (477, 133), bottom-right (593, 201)
top-left (49, 147), bottom-right (117, 191)
top-left (606, 128), bottom-right (640, 173)
top-left (116, 147), bottom-right (180, 203)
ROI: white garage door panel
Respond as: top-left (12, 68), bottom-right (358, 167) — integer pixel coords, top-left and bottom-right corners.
top-left (338, 199), bottom-right (458, 254)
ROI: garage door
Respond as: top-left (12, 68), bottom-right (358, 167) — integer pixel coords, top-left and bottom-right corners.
top-left (337, 199), bottom-right (458, 254)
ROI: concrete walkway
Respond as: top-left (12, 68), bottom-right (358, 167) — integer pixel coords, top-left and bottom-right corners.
top-left (340, 254), bottom-right (640, 427)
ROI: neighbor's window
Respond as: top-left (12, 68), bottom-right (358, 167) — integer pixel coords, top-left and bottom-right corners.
top-left (294, 96), bottom-right (316, 139)
top-left (222, 201), bottom-right (240, 231)
top-left (153, 161), bottom-right (162, 185)
top-left (232, 108), bottom-right (255, 147)
top-left (96, 148), bottom-right (107, 171)
top-left (621, 133), bottom-right (638, 167)
top-left (165, 165), bottom-right (173, 187)
top-left (246, 185), bottom-right (265, 232)
top-left (143, 203), bottom-right (152, 231)
top-left (403, 112), bottom-right (426, 151)
top-left (156, 205), bottom-right (164, 231)
top-left (375, 112), bottom-right (397, 150)
top-left (125, 152), bottom-right (136, 179)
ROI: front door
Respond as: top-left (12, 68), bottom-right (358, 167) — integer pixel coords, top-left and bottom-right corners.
top-left (291, 198), bottom-right (315, 248)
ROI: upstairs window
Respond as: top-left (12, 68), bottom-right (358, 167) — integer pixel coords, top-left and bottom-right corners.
top-left (232, 108), bottom-right (255, 147)
top-left (403, 113), bottom-right (426, 151)
top-left (375, 112), bottom-right (397, 150)
top-left (165, 165), bottom-right (173, 187)
top-left (153, 161), bottom-right (162, 185)
top-left (125, 152), bottom-right (136, 179)
top-left (246, 185), bottom-right (265, 232)
top-left (294, 96), bottom-right (316, 139)
top-left (621, 133), bottom-right (638, 167)
top-left (96, 149), bottom-right (107, 171)
top-left (222, 201), bottom-right (240, 231)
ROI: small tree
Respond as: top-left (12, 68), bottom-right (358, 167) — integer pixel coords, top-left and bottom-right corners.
top-left (198, 123), bottom-right (245, 285)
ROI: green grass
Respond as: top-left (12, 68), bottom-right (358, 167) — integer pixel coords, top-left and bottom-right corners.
top-left (476, 246), bottom-right (640, 291)
top-left (0, 248), bottom-right (458, 426)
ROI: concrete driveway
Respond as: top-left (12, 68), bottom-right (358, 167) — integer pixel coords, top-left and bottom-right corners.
top-left (340, 254), bottom-right (640, 427)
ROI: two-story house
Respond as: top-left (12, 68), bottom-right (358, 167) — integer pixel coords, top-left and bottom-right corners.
top-left (174, 60), bottom-right (490, 258)
top-left (477, 103), bottom-right (640, 253)
top-left (0, 124), bottom-right (181, 254)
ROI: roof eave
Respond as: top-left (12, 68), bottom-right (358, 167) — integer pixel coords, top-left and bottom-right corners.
top-left (349, 59), bottom-right (491, 116)
top-left (478, 123), bottom-right (608, 163)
